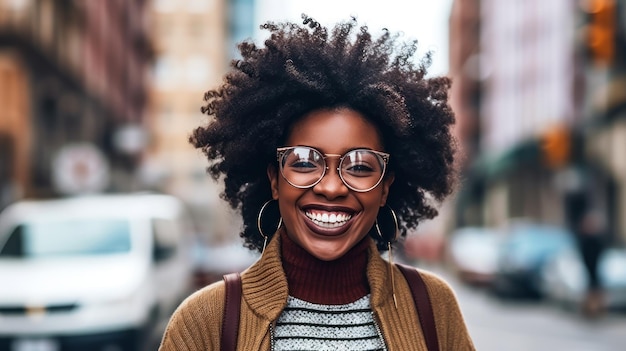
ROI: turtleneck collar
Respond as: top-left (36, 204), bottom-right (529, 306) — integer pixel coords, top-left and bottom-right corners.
top-left (280, 230), bottom-right (370, 304)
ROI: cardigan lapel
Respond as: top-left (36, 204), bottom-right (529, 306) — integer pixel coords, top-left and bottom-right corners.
top-left (367, 240), bottom-right (426, 350)
top-left (367, 239), bottom-right (394, 308)
top-left (240, 229), bottom-right (289, 322)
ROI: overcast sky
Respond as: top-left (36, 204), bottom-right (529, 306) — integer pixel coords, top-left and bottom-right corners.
top-left (254, 0), bottom-right (453, 76)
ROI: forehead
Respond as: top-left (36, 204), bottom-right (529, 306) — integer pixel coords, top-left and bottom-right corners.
top-left (285, 108), bottom-right (384, 152)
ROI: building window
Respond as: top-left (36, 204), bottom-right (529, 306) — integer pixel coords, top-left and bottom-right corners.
top-left (186, 0), bottom-right (212, 13)
top-left (154, 0), bottom-right (177, 13)
top-left (153, 55), bottom-right (179, 88)
top-left (185, 55), bottom-right (211, 88)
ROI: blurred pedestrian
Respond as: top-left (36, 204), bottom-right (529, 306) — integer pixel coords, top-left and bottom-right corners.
top-left (159, 15), bottom-right (475, 350)
top-left (577, 208), bottom-right (608, 318)
top-left (564, 189), bottom-right (608, 319)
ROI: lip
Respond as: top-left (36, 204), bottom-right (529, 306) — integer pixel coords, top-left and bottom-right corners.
top-left (300, 204), bottom-right (359, 237)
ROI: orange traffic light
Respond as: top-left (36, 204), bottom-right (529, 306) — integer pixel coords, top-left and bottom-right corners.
top-left (541, 125), bottom-right (571, 168)
top-left (584, 0), bottom-right (616, 65)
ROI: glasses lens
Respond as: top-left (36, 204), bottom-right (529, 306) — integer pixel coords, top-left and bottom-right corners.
top-left (280, 147), bottom-right (325, 188)
top-left (340, 150), bottom-right (386, 191)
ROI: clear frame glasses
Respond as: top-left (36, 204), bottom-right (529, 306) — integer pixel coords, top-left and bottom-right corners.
top-left (276, 146), bottom-right (390, 192)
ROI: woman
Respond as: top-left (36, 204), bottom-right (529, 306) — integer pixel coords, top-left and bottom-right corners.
top-left (159, 15), bottom-right (475, 350)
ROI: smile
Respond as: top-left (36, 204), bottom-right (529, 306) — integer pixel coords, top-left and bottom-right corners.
top-left (304, 210), bottom-right (352, 228)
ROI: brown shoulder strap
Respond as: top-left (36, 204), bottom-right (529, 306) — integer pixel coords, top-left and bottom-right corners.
top-left (221, 272), bottom-right (241, 351)
top-left (396, 263), bottom-right (439, 351)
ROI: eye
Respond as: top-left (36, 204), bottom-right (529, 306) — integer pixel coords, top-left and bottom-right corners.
top-left (290, 159), bottom-right (318, 170)
top-left (343, 163), bottom-right (376, 176)
top-left (284, 147), bottom-right (324, 173)
top-left (341, 151), bottom-right (382, 177)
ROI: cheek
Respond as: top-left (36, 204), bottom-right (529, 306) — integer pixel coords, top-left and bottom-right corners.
top-left (366, 188), bottom-right (387, 206)
top-left (359, 192), bottom-right (387, 219)
top-left (275, 178), bottom-right (306, 211)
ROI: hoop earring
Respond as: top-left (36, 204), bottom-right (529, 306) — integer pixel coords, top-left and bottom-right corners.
top-left (375, 205), bottom-right (399, 308)
top-left (257, 199), bottom-right (283, 253)
top-left (375, 205), bottom-right (399, 243)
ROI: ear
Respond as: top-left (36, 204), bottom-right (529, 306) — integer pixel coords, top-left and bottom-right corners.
top-left (379, 173), bottom-right (395, 207)
top-left (267, 164), bottom-right (280, 200)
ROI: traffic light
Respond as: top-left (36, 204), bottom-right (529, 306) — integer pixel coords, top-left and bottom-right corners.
top-left (541, 125), bottom-right (571, 169)
top-left (584, 0), bottom-right (616, 65)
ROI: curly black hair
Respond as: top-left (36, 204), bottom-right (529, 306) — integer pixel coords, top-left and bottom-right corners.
top-left (190, 15), bottom-right (458, 252)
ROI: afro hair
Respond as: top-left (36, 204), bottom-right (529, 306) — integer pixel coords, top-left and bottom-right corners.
top-left (190, 15), bottom-right (458, 252)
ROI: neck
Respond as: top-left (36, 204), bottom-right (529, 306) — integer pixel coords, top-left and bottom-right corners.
top-left (280, 231), bottom-right (370, 304)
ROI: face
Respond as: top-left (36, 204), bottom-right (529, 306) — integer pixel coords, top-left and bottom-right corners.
top-left (268, 108), bottom-right (394, 261)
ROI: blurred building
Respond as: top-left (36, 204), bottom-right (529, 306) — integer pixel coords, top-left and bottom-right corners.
top-left (581, 0), bottom-right (626, 245)
top-left (146, 0), bottom-right (255, 243)
top-left (0, 0), bottom-right (153, 209)
top-left (449, 0), bottom-right (626, 244)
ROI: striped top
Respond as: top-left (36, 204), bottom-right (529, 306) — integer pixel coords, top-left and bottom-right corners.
top-left (274, 295), bottom-right (386, 351)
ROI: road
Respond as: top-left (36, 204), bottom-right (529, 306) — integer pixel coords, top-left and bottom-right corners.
top-left (432, 265), bottom-right (626, 351)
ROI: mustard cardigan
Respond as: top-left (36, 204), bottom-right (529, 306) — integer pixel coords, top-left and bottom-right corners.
top-left (159, 233), bottom-right (476, 351)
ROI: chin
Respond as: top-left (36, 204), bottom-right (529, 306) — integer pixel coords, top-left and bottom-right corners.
top-left (305, 239), bottom-right (356, 261)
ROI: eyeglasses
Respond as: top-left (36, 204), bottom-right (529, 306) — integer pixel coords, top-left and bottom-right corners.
top-left (276, 146), bottom-right (390, 192)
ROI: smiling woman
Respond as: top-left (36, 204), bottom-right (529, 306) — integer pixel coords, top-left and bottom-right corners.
top-left (159, 15), bottom-right (475, 351)
top-left (267, 108), bottom-right (393, 262)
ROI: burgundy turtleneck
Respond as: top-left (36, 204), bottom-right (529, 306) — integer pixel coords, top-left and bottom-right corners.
top-left (280, 231), bottom-right (370, 305)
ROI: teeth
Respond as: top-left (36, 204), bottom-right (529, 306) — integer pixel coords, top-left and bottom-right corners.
top-left (305, 210), bottom-right (352, 228)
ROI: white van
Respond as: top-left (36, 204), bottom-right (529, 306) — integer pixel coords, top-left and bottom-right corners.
top-left (0, 193), bottom-right (195, 351)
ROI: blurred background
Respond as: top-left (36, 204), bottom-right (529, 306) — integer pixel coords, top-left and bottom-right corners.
top-left (1, 0), bottom-right (626, 350)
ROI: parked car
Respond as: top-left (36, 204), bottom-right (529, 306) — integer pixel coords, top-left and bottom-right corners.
top-left (447, 226), bottom-right (502, 286)
top-left (191, 241), bottom-right (260, 289)
top-left (541, 247), bottom-right (626, 311)
top-left (490, 223), bottom-right (576, 299)
top-left (0, 193), bottom-right (195, 351)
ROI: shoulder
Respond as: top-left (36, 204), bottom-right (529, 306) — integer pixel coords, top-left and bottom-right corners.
top-left (394, 264), bottom-right (462, 314)
top-left (158, 281), bottom-right (226, 351)
top-left (412, 268), bottom-right (465, 314)
top-left (395, 264), bottom-right (456, 297)
top-left (413, 268), bottom-right (477, 350)
top-left (179, 280), bottom-right (227, 316)
top-left (416, 269), bottom-right (459, 300)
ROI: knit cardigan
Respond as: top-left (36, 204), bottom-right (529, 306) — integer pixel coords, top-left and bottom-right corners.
top-left (158, 232), bottom-right (476, 351)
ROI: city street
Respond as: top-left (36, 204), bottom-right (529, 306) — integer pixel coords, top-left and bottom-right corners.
top-left (433, 266), bottom-right (626, 351)
top-left (3, 1), bottom-right (626, 351)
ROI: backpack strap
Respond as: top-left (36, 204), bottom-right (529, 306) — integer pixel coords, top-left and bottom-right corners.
top-left (221, 272), bottom-right (241, 351)
top-left (396, 263), bottom-right (440, 351)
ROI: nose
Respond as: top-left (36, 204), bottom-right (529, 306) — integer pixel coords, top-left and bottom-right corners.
top-left (313, 163), bottom-right (349, 199)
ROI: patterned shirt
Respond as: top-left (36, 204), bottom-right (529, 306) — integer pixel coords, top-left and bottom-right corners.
top-left (273, 295), bottom-right (386, 351)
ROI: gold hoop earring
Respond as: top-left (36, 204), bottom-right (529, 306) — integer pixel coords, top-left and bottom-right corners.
top-left (375, 205), bottom-right (399, 308)
top-left (257, 199), bottom-right (283, 253)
